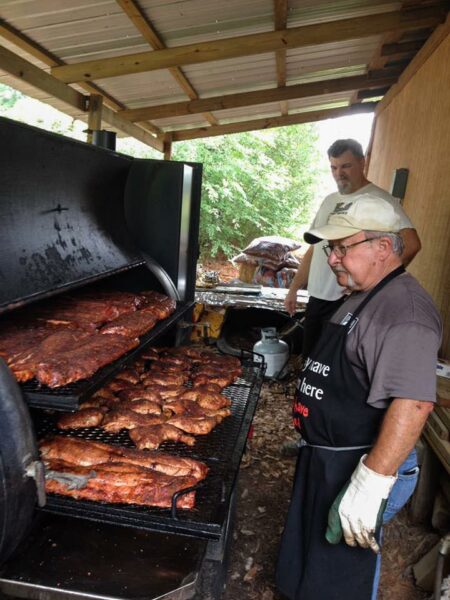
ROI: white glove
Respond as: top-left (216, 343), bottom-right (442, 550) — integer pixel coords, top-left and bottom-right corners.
top-left (338, 455), bottom-right (397, 553)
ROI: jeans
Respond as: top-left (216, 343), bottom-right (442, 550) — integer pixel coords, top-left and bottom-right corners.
top-left (371, 448), bottom-right (420, 599)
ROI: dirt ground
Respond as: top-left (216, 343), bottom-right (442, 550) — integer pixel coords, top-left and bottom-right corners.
top-left (221, 373), bottom-right (440, 600)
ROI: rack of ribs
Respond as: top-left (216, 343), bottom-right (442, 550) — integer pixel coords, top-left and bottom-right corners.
top-left (36, 333), bottom-right (140, 387)
top-left (44, 458), bottom-right (199, 509)
top-left (39, 437), bottom-right (208, 479)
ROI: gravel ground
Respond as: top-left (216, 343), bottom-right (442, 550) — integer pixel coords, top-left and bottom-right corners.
top-left (221, 373), bottom-right (439, 600)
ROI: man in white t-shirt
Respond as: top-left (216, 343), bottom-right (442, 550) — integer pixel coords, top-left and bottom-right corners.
top-left (284, 139), bottom-right (421, 358)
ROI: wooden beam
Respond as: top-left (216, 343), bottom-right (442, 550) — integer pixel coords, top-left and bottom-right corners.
top-left (0, 44), bottom-right (164, 152)
top-left (87, 94), bottom-right (103, 143)
top-left (381, 39), bottom-right (426, 55)
top-left (170, 103), bottom-right (377, 141)
top-left (357, 86), bottom-right (391, 100)
top-left (0, 43), bottom-right (87, 111)
top-left (51, 6), bottom-right (446, 83)
top-left (120, 73), bottom-right (398, 121)
top-left (163, 133), bottom-right (173, 160)
top-left (376, 11), bottom-right (450, 115)
top-left (273, 0), bottom-right (288, 115)
top-left (115, 0), bottom-right (217, 126)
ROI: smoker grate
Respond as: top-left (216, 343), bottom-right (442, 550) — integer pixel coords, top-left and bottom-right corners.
top-left (34, 358), bottom-right (264, 539)
top-left (21, 303), bottom-right (194, 411)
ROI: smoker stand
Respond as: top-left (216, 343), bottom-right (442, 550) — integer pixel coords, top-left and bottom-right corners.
top-left (0, 485), bottom-right (239, 600)
top-left (0, 513), bottom-right (206, 600)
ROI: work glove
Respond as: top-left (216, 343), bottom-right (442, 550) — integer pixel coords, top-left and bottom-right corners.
top-left (325, 455), bottom-right (397, 553)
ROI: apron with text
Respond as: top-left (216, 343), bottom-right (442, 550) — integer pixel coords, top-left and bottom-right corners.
top-left (276, 266), bottom-right (405, 600)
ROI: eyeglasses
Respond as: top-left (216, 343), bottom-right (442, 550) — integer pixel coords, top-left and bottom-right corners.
top-left (322, 237), bottom-right (381, 258)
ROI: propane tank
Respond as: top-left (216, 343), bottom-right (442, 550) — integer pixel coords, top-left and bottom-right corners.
top-left (253, 327), bottom-right (289, 378)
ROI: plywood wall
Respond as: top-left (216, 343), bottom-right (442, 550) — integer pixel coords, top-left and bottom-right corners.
top-left (368, 30), bottom-right (450, 358)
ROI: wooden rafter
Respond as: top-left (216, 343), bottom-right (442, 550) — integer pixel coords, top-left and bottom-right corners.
top-left (0, 17), bottom-right (161, 137)
top-left (273, 0), bottom-right (289, 116)
top-left (115, 0), bottom-right (218, 126)
top-left (50, 6), bottom-right (445, 83)
top-left (0, 44), bottom-right (163, 152)
top-left (119, 73), bottom-right (398, 122)
top-left (170, 103), bottom-right (377, 141)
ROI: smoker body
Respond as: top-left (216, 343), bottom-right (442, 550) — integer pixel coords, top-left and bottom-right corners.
top-left (0, 117), bottom-right (262, 600)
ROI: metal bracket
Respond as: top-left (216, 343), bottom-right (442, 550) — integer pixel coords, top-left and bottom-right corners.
top-left (24, 459), bottom-right (47, 507)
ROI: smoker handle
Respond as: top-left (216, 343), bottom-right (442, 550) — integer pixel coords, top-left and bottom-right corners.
top-left (141, 252), bottom-right (180, 301)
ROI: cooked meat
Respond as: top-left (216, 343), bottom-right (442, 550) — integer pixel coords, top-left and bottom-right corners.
top-left (117, 387), bottom-right (162, 403)
top-left (139, 347), bottom-right (161, 361)
top-left (119, 399), bottom-right (162, 415)
top-left (57, 408), bottom-right (107, 429)
top-left (132, 359), bottom-right (146, 374)
top-left (101, 408), bottom-right (167, 432)
top-left (139, 292), bottom-right (176, 320)
top-left (8, 329), bottom-right (91, 382)
top-left (39, 436), bottom-right (208, 479)
top-left (105, 380), bottom-right (135, 393)
top-left (192, 374), bottom-right (234, 388)
top-left (142, 372), bottom-right (188, 387)
top-left (114, 368), bottom-right (141, 384)
top-left (80, 396), bottom-right (119, 410)
top-left (100, 310), bottom-right (157, 337)
top-left (188, 383), bottom-right (223, 394)
top-left (168, 415), bottom-right (220, 435)
top-left (143, 384), bottom-right (186, 399)
top-left (44, 458), bottom-right (198, 509)
top-left (149, 361), bottom-right (190, 373)
top-left (129, 424), bottom-right (196, 450)
top-left (36, 334), bottom-right (139, 388)
top-left (92, 387), bottom-right (117, 400)
top-left (164, 398), bottom-right (230, 420)
top-left (156, 355), bottom-right (192, 371)
top-left (180, 389), bottom-right (231, 409)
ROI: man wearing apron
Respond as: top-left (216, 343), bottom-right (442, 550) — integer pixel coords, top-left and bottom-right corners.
top-left (276, 194), bottom-right (442, 600)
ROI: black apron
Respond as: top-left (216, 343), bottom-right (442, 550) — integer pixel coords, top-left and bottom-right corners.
top-left (276, 266), bottom-right (405, 600)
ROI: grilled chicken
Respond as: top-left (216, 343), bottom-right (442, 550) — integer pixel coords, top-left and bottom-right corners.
top-left (57, 407), bottom-right (107, 429)
top-left (192, 374), bottom-right (234, 388)
top-left (180, 389), bottom-right (231, 410)
top-left (117, 387), bottom-right (162, 403)
top-left (101, 408), bottom-right (167, 433)
top-left (129, 424), bottom-right (196, 450)
top-left (168, 416), bottom-right (220, 435)
top-left (142, 372), bottom-right (188, 387)
top-left (164, 398), bottom-right (230, 420)
top-left (143, 385), bottom-right (186, 399)
top-left (118, 399), bottom-right (163, 415)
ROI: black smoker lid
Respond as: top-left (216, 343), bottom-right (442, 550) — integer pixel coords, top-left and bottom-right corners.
top-left (0, 116), bottom-right (141, 314)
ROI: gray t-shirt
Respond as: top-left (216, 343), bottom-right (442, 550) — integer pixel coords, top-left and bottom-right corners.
top-left (330, 273), bottom-right (442, 409)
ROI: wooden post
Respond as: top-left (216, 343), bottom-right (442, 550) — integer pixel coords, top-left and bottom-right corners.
top-left (87, 94), bottom-right (103, 144)
top-left (163, 133), bottom-right (172, 160)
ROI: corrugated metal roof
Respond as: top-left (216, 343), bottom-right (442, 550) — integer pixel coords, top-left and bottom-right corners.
top-left (0, 0), bottom-right (446, 148)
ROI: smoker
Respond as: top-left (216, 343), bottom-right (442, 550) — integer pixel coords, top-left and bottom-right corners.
top-left (0, 116), bottom-right (264, 600)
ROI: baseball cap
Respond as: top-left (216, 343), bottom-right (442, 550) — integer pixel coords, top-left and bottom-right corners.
top-left (304, 193), bottom-right (403, 244)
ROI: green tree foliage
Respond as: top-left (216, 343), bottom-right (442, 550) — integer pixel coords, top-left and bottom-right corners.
top-left (0, 83), bottom-right (23, 109)
top-left (173, 125), bottom-right (321, 258)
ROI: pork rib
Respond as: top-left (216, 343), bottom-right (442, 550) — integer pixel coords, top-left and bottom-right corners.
top-left (36, 334), bottom-right (139, 387)
top-left (39, 437), bottom-right (208, 479)
top-left (44, 458), bottom-right (198, 509)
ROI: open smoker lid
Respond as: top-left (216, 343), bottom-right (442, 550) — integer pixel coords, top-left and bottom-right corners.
top-left (0, 359), bottom-right (43, 564)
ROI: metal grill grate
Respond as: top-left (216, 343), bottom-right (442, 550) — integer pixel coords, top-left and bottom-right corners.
top-left (35, 359), bottom-right (265, 539)
top-left (21, 303), bottom-right (193, 411)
